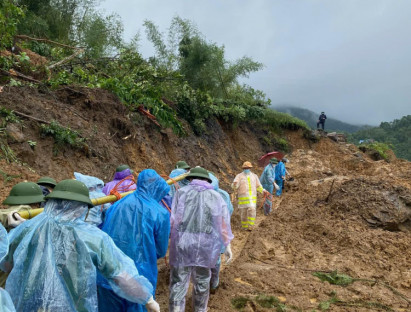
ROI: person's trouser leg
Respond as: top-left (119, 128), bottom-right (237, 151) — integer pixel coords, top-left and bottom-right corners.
top-left (210, 256), bottom-right (221, 290)
top-left (240, 208), bottom-right (248, 229)
top-left (169, 266), bottom-right (191, 312)
top-left (247, 207), bottom-right (256, 228)
top-left (191, 267), bottom-right (212, 312)
top-left (275, 179), bottom-right (283, 196)
top-left (321, 122), bottom-right (324, 130)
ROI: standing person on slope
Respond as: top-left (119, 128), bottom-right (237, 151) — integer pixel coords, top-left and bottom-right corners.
top-left (232, 161), bottom-right (267, 230)
top-left (168, 167), bottom-right (233, 312)
top-left (259, 158), bottom-right (280, 214)
top-left (274, 159), bottom-right (286, 197)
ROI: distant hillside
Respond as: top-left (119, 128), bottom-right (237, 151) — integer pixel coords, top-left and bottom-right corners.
top-left (349, 115), bottom-right (411, 161)
top-left (274, 106), bottom-right (368, 133)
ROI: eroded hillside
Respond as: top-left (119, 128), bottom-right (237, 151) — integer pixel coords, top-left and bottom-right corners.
top-left (0, 86), bottom-right (410, 312)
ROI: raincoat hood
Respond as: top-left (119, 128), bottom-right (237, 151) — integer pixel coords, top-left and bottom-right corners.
top-left (209, 173), bottom-right (219, 190)
top-left (74, 172), bottom-right (109, 226)
top-left (114, 168), bottom-right (133, 180)
top-left (74, 172), bottom-right (104, 191)
top-left (44, 199), bottom-right (89, 223)
top-left (136, 169), bottom-right (170, 202)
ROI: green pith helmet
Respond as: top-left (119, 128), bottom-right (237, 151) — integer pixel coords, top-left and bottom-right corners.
top-left (270, 158), bottom-right (278, 164)
top-left (186, 167), bottom-right (211, 183)
top-left (37, 176), bottom-right (57, 188)
top-left (116, 164), bottom-right (133, 174)
top-left (45, 180), bottom-right (93, 208)
top-left (3, 182), bottom-right (45, 205)
top-left (175, 160), bottom-right (190, 170)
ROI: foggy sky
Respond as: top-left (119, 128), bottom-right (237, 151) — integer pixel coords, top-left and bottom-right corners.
top-left (100, 0), bottom-right (411, 126)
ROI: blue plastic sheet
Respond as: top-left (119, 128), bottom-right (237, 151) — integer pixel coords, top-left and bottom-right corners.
top-left (0, 224), bottom-right (16, 312)
top-left (98, 169), bottom-right (170, 312)
top-left (1, 199), bottom-right (153, 312)
top-left (74, 172), bottom-right (110, 226)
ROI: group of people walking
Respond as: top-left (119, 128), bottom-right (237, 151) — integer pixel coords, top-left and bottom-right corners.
top-left (0, 157), bottom-right (289, 311)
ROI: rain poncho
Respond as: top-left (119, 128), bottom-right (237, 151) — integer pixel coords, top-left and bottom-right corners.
top-left (260, 164), bottom-right (276, 214)
top-left (74, 172), bottom-right (111, 226)
top-left (260, 164), bottom-right (276, 194)
top-left (209, 173), bottom-right (234, 290)
top-left (275, 162), bottom-right (286, 196)
top-left (209, 173), bottom-right (233, 216)
top-left (169, 179), bottom-right (233, 268)
top-left (0, 199), bottom-right (153, 312)
top-left (103, 168), bottom-right (136, 196)
top-left (232, 171), bottom-right (263, 208)
top-left (0, 224), bottom-right (15, 312)
top-left (169, 168), bottom-right (189, 197)
top-left (98, 169), bottom-right (170, 311)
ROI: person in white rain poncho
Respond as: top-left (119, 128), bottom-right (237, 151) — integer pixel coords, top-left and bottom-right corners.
top-left (0, 180), bottom-right (160, 312)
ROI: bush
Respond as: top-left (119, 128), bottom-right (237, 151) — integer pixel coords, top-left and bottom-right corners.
top-left (0, 1), bottom-right (25, 49)
top-left (40, 121), bottom-right (86, 155)
top-left (359, 142), bottom-right (392, 161)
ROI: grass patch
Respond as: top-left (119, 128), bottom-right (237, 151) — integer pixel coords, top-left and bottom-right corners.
top-left (231, 296), bottom-right (250, 310)
top-left (313, 271), bottom-right (354, 286)
top-left (232, 294), bottom-right (302, 311)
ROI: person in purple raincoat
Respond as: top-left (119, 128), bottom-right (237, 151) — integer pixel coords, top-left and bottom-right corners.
top-left (103, 164), bottom-right (136, 196)
top-left (168, 167), bottom-right (234, 312)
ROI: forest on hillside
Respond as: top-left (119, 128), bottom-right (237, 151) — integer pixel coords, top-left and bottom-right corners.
top-left (0, 0), bottom-right (307, 149)
top-left (349, 115), bottom-right (411, 161)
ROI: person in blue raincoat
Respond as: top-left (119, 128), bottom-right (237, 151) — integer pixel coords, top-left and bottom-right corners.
top-left (208, 172), bottom-right (234, 293)
top-left (0, 180), bottom-right (159, 312)
top-left (260, 158), bottom-right (280, 213)
top-left (275, 159), bottom-right (286, 196)
top-left (74, 172), bottom-right (111, 226)
top-left (0, 223), bottom-right (16, 312)
top-left (169, 160), bottom-right (190, 198)
top-left (98, 169), bottom-right (171, 312)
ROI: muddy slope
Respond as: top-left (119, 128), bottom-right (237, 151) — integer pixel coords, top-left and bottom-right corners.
top-left (1, 86), bottom-right (410, 312)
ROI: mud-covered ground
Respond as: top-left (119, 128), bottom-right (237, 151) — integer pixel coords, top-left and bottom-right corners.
top-left (1, 86), bottom-right (410, 311)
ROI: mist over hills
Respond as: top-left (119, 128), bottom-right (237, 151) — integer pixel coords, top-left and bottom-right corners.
top-left (273, 106), bottom-right (369, 133)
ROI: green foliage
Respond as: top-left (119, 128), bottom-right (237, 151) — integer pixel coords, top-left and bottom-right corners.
top-left (359, 142), bottom-right (392, 161)
top-left (17, 0), bottom-right (125, 58)
top-left (262, 109), bottom-right (309, 132)
top-left (232, 295), bottom-right (301, 311)
top-left (40, 121), bottom-right (86, 155)
top-left (313, 271), bottom-right (354, 286)
top-left (144, 16), bottom-right (263, 98)
top-left (277, 138), bottom-right (289, 151)
top-left (231, 297), bottom-right (250, 310)
top-left (349, 115), bottom-right (411, 161)
top-left (317, 292), bottom-right (339, 311)
top-left (0, 0), bottom-right (25, 49)
top-left (0, 107), bottom-right (22, 127)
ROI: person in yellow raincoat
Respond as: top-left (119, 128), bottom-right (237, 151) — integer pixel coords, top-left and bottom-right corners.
top-left (232, 161), bottom-right (266, 230)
